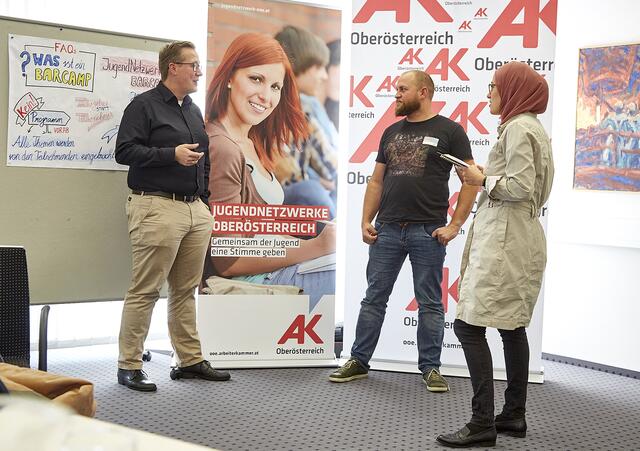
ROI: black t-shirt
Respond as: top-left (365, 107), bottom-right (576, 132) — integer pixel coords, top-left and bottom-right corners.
top-left (375, 115), bottom-right (473, 224)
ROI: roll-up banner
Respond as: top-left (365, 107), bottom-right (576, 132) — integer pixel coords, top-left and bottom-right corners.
top-left (344, 0), bottom-right (557, 382)
top-left (198, 0), bottom-right (342, 368)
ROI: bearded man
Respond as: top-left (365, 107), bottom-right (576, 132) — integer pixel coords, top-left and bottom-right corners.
top-left (329, 70), bottom-right (476, 392)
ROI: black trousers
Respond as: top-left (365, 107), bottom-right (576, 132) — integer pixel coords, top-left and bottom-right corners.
top-left (454, 319), bottom-right (529, 427)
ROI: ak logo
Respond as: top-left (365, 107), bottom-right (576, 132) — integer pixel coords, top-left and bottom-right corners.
top-left (353, 0), bottom-right (453, 24)
top-left (352, 0), bottom-right (556, 48)
top-left (350, 47), bottom-right (470, 111)
top-left (478, 0), bottom-right (557, 48)
top-left (405, 267), bottom-right (459, 313)
top-left (474, 8), bottom-right (489, 18)
top-left (458, 20), bottom-right (472, 31)
top-left (277, 314), bottom-right (324, 344)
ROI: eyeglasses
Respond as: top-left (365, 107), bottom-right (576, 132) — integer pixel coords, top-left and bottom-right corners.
top-left (488, 82), bottom-right (497, 94)
top-left (174, 61), bottom-right (201, 72)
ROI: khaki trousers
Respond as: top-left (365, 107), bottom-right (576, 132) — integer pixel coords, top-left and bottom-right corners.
top-left (118, 194), bottom-right (213, 370)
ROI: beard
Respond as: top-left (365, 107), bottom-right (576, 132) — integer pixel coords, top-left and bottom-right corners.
top-left (395, 97), bottom-right (420, 116)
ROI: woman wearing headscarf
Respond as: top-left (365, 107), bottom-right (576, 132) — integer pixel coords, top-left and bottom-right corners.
top-left (437, 62), bottom-right (554, 448)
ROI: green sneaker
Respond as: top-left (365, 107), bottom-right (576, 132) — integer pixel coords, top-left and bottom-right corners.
top-left (329, 358), bottom-right (368, 383)
top-left (423, 369), bottom-right (450, 392)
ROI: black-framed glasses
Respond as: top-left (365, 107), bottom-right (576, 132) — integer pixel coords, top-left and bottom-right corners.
top-left (174, 61), bottom-right (201, 72)
top-left (488, 82), bottom-right (496, 94)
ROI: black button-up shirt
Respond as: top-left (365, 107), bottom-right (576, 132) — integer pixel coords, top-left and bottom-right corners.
top-left (115, 82), bottom-right (210, 204)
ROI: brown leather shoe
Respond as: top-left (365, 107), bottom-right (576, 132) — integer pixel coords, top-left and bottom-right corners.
top-left (170, 360), bottom-right (230, 381)
top-left (117, 369), bottom-right (157, 392)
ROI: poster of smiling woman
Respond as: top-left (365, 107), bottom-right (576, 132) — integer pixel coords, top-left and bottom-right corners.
top-left (197, 0), bottom-right (342, 368)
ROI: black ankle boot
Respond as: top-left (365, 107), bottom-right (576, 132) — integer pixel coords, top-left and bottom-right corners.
top-left (495, 413), bottom-right (527, 437)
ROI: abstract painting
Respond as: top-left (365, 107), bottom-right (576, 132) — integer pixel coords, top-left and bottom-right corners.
top-left (574, 44), bottom-right (640, 191)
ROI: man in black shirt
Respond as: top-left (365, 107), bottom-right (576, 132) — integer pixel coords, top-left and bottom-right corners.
top-left (115, 41), bottom-right (229, 392)
top-left (329, 70), bottom-right (476, 391)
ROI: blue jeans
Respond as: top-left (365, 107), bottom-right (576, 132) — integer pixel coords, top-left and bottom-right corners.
top-left (351, 222), bottom-right (446, 373)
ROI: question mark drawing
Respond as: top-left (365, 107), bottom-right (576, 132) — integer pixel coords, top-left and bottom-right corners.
top-left (19, 50), bottom-right (31, 76)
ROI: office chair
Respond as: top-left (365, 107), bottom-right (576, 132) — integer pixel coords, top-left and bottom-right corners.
top-left (0, 246), bottom-right (50, 371)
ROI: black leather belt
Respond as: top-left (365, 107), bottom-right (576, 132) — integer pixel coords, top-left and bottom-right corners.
top-left (131, 190), bottom-right (199, 202)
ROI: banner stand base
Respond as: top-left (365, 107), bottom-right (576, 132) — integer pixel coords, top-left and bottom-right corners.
top-left (338, 357), bottom-right (544, 383)
top-left (207, 358), bottom-right (338, 369)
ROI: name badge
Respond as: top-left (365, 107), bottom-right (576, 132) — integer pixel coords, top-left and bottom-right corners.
top-left (422, 136), bottom-right (439, 146)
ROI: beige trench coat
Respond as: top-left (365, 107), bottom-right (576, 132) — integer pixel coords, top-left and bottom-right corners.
top-left (456, 113), bottom-right (554, 330)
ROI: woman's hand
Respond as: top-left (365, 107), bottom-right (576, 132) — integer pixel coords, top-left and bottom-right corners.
top-left (462, 164), bottom-right (486, 186)
top-left (432, 224), bottom-right (461, 246)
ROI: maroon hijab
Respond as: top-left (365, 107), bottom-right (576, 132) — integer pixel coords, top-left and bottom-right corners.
top-left (494, 61), bottom-right (548, 124)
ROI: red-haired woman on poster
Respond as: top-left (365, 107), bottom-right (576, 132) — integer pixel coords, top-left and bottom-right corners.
top-left (204, 33), bottom-right (335, 308)
top-left (437, 62), bottom-right (554, 448)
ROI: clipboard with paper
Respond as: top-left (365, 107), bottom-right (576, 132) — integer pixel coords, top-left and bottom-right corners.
top-left (438, 152), bottom-right (470, 168)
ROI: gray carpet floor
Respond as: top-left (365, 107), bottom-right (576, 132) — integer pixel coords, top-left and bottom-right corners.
top-left (43, 344), bottom-right (640, 450)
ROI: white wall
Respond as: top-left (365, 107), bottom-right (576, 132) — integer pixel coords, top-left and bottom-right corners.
top-left (543, 0), bottom-right (640, 372)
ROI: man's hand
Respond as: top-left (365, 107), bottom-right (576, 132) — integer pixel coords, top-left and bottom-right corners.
top-left (175, 143), bottom-right (203, 166)
top-left (432, 224), bottom-right (461, 246)
top-left (362, 222), bottom-right (378, 244)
